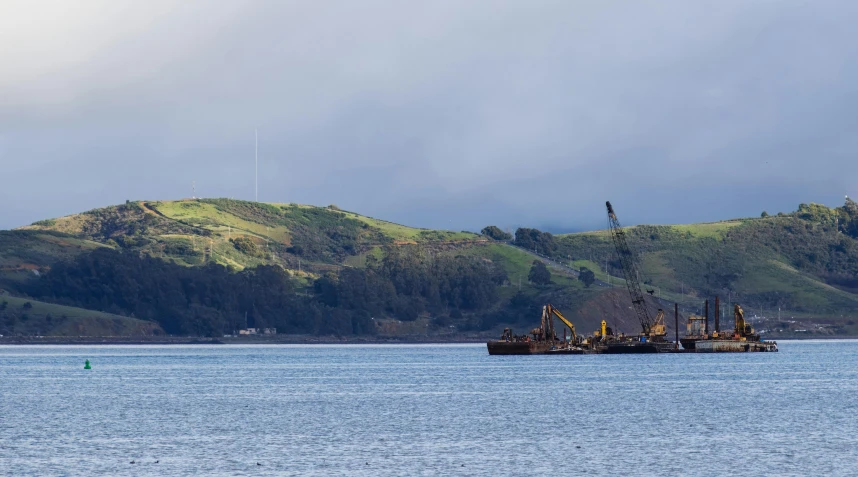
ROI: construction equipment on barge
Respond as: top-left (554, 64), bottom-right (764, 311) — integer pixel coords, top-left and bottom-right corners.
top-left (486, 305), bottom-right (588, 355)
top-left (680, 299), bottom-right (777, 352)
top-left (488, 201), bottom-right (777, 356)
top-left (604, 201), bottom-right (675, 353)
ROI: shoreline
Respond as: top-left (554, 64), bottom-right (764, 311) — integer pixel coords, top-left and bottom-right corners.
top-left (2, 334), bottom-right (857, 345)
top-left (0, 335), bottom-right (493, 345)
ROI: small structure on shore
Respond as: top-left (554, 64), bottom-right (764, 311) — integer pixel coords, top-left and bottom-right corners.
top-left (237, 328), bottom-right (277, 336)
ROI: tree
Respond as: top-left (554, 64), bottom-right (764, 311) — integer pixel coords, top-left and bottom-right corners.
top-left (578, 267), bottom-right (595, 287)
top-left (760, 211), bottom-right (769, 218)
top-left (480, 226), bottom-right (512, 241)
top-left (231, 236), bottom-right (263, 257)
top-left (838, 197), bottom-right (858, 238)
top-left (528, 260), bottom-right (551, 285)
top-left (514, 228), bottom-right (557, 255)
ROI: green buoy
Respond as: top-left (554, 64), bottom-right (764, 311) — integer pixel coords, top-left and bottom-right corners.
top-left (84, 359), bottom-right (91, 370)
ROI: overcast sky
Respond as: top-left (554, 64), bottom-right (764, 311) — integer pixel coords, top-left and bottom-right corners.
top-left (2, 0), bottom-right (857, 232)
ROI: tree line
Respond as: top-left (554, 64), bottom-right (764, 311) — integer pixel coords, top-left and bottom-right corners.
top-left (24, 246), bottom-right (507, 337)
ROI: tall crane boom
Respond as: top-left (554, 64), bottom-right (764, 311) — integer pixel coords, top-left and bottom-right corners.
top-left (606, 201), bottom-right (654, 336)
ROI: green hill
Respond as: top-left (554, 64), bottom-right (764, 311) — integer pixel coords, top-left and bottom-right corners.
top-left (553, 209), bottom-right (858, 312)
top-left (14, 199), bottom-right (483, 273)
top-left (3, 199), bottom-right (575, 338)
top-left (3, 198), bottom-right (858, 338)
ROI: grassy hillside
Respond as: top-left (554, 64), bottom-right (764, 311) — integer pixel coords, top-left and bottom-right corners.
top-left (5, 198), bottom-right (858, 338)
top-left (0, 294), bottom-right (164, 337)
top-left (16, 199), bottom-right (483, 274)
top-left (1, 199), bottom-right (506, 337)
top-left (551, 202), bottom-right (858, 325)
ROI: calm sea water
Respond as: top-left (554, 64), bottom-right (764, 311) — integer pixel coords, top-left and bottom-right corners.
top-left (1, 341), bottom-right (857, 476)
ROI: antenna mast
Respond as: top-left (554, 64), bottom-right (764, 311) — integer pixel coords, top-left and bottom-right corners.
top-left (255, 129), bottom-right (258, 202)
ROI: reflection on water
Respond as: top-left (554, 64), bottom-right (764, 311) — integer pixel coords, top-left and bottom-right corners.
top-left (1, 341), bottom-right (857, 476)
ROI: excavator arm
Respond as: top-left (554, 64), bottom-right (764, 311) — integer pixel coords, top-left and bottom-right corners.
top-left (547, 304), bottom-right (577, 342)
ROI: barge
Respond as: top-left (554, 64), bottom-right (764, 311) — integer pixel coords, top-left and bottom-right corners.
top-left (487, 340), bottom-right (555, 355)
top-left (695, 340), bottom-right (777, 352)
top-left (680, 300), bottom-right (778, 353)
top-left (487, 305), bottom-right (587, 355)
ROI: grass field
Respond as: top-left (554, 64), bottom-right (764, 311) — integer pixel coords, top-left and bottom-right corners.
top-left (0, 295), bottom-right (164, 337)
top-left (561, 222), bottom-right (741, 240)
top-left (669, 221), bottom-right (742, 239)
top-left (152, 200), bottom-right (293, 244)
top-left (735, 259), bottom-right (858, 314)
top-left (342, 213), bottom-right (424, 241)
top-left (343, 212), bottom-right (479, 243)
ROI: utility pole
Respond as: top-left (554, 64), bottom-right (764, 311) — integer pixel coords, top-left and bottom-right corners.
top-left (674, 303), bottom-right (679, 350)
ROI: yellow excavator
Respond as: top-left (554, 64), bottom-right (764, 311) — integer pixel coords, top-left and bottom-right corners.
top-left (545, 304), bottom-right (578, 343)
top-left (734, 304), bottom-right (756, 339)
top-left (651, 309), bottom-right (666, 337)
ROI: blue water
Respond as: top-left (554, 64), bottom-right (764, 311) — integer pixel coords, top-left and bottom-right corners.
top-left (1, 341), bottom-right (857, 476)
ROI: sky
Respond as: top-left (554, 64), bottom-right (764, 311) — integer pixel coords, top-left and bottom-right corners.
top-left (2, 0), bottom-right (858, 232)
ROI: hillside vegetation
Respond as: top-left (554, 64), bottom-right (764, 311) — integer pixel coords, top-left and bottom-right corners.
top-left (3, 198), bottom-right (858, 338)
top-left (542, 200), bottom-right (858, 321)
top-left (16, 199), bottom-right (483, 272)
top-left (0, 294), bottom-right (163, 337)
top-left (4, 199), bottom-right (566, 337)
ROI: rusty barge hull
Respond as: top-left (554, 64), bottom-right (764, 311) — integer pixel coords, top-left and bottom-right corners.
top-left (486, 341), bottom-right (588, 355)
top-left (486, 341), bottom-right (554, 355)
top-left (694, 340), bottom-right (778, 352)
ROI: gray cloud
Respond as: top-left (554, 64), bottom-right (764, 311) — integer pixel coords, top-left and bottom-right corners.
top-left (2, 0), bottom-right (858, 231)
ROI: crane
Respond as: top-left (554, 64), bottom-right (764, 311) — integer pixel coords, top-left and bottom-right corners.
top-left (606, 201), bottom-right (665, 339)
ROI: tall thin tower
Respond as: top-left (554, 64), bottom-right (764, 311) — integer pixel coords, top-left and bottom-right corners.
top-left (255, 129), bottom-right (258, 202)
